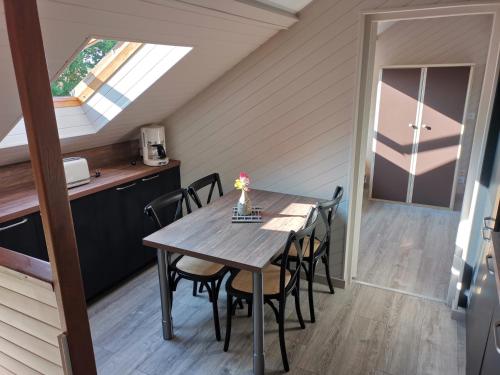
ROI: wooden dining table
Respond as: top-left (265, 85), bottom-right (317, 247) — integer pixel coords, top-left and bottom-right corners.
top-left (143, 189), bottom-right (317, 374)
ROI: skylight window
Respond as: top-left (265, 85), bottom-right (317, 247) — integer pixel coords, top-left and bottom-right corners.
top-left (0, 39), bottom-right (192, 148)
top-left (51, 39), bottom-right (119, 97)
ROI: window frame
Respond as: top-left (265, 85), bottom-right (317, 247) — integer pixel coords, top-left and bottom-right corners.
top-left (51, 39), bottom-right (143, 108)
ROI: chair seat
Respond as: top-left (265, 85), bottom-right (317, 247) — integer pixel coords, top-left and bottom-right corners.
top-left (176, 256), bottom-right (224, 276)
top-left (230, 264), bottom-right (291, 295)
top-left (289, 236), bottom-right (321, 257)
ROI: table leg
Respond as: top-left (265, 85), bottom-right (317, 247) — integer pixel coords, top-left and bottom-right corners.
top-left (253, 271), bottom-right (265, 375)
top-left (157, 249), bottom-right (173, 340)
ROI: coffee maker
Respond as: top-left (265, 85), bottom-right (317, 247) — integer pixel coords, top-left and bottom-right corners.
top-left (141, 125), bottom-right (169, 166)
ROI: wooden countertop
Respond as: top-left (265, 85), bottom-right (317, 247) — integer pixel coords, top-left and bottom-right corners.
top-left (0, 160), bottom-right (180, 224)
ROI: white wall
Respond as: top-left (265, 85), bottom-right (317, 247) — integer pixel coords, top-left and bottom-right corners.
top-left (365, 15), bottom-right (492, 209)
top-left (163, 0), bottom-right (478, 278)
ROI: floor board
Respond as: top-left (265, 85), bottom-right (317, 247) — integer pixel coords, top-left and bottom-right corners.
top-left (357, 198), bottom-right (460, 301)
top-left (89, 265), bottom-right (465, 374)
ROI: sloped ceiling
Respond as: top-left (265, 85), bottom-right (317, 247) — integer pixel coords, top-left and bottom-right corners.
top-left (254, 0), bottom-right (315, 14)
top-left (0, 0), bottom-right (297, 165)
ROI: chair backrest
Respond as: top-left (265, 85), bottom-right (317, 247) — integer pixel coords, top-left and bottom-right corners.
top-left (317, 186), bottom-right (344, 244)
top-left (144, 188), bottom-right (192, 230)
top-left (187, 173), bottom-right (223, 208)
top-left (280, 207), bottom-right (319, 294)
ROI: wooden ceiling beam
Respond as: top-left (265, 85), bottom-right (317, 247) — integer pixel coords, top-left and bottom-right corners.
top-left (3, 0), bottom-right (97, 374)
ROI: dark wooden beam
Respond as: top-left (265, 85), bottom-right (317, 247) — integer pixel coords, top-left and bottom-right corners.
top-left (3, 1), bottom-right (97, 373)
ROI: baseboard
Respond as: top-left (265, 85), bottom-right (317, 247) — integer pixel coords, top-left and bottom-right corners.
top-left (352, 279), bottom-right (447, 304)
top-left (313, 274), bottom-right (346, 289)
top-left (451, 306), bottom-right (466, 322)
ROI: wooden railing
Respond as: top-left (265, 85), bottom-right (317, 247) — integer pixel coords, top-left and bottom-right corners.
top-left (3, 1), bottom-right (97, 373)
top-left (0, 247), bottom-right (70, 374)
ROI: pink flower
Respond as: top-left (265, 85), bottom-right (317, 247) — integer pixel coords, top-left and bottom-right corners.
top-left (236, 172), bottom-right (250, 190)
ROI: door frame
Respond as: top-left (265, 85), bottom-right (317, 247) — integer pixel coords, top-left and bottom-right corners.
top-left (368, 63), bottom-right (475, 210)
top-left (345, 2), bottom-right (500, 308)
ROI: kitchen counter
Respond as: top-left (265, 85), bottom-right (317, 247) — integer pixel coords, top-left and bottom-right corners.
top-left (0, 159), bottom-right (180, 224)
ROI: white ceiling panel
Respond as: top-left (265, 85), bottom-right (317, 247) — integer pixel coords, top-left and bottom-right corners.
top-left (0, 0), bottom-right (296, 165)
top-left (253, 0), bottom-right (314, 14)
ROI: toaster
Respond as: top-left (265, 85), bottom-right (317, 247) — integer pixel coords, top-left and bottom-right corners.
top-left (63, 157), bottom-right (91, 188)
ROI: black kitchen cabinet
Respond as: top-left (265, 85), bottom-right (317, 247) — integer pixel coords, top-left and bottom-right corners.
top-left (35, 166), bottom-right (180, 300)
top-left (0, 214), bottom-right (45, 260)
top-left (467, 228), bottom-right (500, 375)
top-left (111, 167), bottom-right (180, 278)
top-left (466, 248), bottom-right (498, 375)
top-left (481, 304), bottom-right (500, 374)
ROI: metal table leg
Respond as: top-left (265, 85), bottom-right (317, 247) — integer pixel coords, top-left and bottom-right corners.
top-left (253, 271), bottom-right (265, 375)
top-left (157, 249), bottom-right (173, 340)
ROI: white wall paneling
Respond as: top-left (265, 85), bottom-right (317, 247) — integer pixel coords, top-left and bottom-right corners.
top-left (0, 266), bottom-right (64, 374)
top-left (162, 0), bottom-right (479, 279)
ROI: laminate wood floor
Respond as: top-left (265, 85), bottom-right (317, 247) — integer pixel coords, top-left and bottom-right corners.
top-left (357, 198), bottom-right (460, 301)
top-left (89, 265), bottom-right (465, 375)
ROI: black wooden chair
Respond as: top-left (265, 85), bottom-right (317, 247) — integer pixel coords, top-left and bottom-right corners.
top-left (187, 173), bottom-right (223, 297)
top-left (187, 173), bottom-right (223, 209)
top-left (223, 207), bottom-right (319, 372)
top-left (144, 188), bottom-right (228, 341)
top-left (289, 186), bottom-right (343, 323)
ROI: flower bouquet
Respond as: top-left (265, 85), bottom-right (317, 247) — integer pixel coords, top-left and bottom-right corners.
top-left (234, 172), bottom-right (252, 215)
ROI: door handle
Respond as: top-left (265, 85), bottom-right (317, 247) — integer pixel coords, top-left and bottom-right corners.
top-left (116, 182), bottom-right (137, 191)
top-left (483, 227), bottom-right (493, 241)
top-left (486, 255), bottom-right (495, 275)
top-left (484, 217), bottom-right (496, 230)
top-left (0, 218), bottom-right (28, 232)
top-left (483, 217), bottom-right (496, 241)
top-left (408, 123), bottom-right (418, 129)
top-left (422, 124), bottom-right (431, 130)
top-left (142, 174), bottom-right (159, 182)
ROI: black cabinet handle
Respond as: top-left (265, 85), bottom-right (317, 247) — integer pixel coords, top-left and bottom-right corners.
top-left (0, 218), bottom-right (28, 232)
top-left (116, 183), bottom-right (137, 191)
top-left (486, 255), bottom-right (495, 275)
top-left (484, 216), bottom-right (496, 230)
top-left (142, 174), bottom-right (160, 182)
top-left (483, 217), bottom-right (496, 241)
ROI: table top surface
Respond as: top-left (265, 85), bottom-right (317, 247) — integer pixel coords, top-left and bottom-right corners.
top-left (143, 189), bottom-right (317, 272)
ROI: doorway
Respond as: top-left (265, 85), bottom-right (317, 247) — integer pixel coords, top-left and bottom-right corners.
top-left (349, 11), bottom-right (498, 303)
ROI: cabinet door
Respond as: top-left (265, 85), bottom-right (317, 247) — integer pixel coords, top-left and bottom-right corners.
top-left (111, 180), bottom-right (144, 277)
top-left (466, 247), bottom-right (498, 375)
top-left (0, 214), bottom-right (44, 259)
top-left (372, 68), bottom-right (422, 202)
top-left (412, 66), bottom-right (470, 207)
top-left (71, 191), bottom-right (115, 300)
top-left (481, 304), bottom-right (500, 375)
